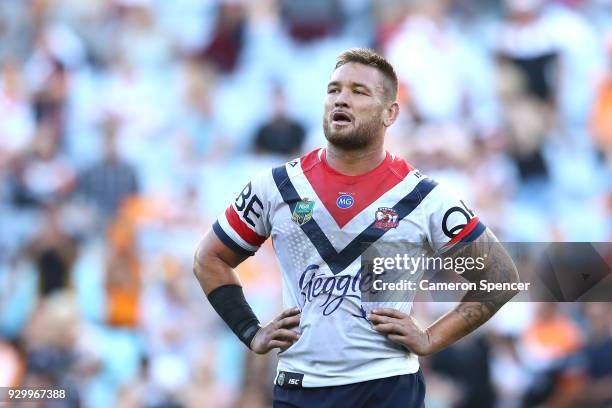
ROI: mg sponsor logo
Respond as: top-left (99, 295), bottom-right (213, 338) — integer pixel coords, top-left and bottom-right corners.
top-left (336, 194), bottom-right (354, 209)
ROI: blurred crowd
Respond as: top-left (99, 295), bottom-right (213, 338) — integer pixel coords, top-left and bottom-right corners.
top-left (0, 0), bottom-right (611, 406)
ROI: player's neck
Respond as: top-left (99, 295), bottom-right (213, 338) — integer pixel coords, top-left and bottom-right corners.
top-left (324, 144), bottom-right (386, 176)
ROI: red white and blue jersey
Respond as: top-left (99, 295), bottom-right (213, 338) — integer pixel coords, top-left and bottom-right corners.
top-left (213, 148), bottom-right (486, 387)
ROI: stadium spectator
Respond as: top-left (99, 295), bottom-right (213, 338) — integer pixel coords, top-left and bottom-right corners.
top-left (9, 125), bottom-right (75, 207)
top-left (77, 118), bottom-right (139, 220)
top-left (104, 216), bottom-right (141, 328)
top-left (141, 263), bottom-right (208, 401)
top-left (520, 303), bottom-right (583, 371)
top-left (560, 303), bottom-right (612, 407)
top-left (590, 32), bottom-right (612, 163)
top-left (173, 59), bottom-right (223, 165)
top-left (24, 205), bottom-right (77, 296)
top-left (0, 59), bottom-right (35, 165)
top-left (253, 86), bottom-right (306, 156)
top-left (280, 0), bottom-right (341, 43)
top-left (495, 0), bottom-right (603, 179)
top-left (182, 351), bottom-right (233, 408)
top-left (523, 303), bottom-right (612, 407)
top-left (430, 335), bottom-right (496, 408)
top-left (496, 0), bottom-right (559, 104)
top-left (385, 0), bottom-right (499, 138)
top-left (0, 339), bottom-right (24, 387)
top-left (494, 0), bottom-right (556, 181)
top-left (199, 3), bottom-right (247, 74)
top-left (235, 353), bottom-right (273, 408)
top-left (113, 2), bottom-right (172, 71)
top-left (21, 291), bottom-right (83, 404)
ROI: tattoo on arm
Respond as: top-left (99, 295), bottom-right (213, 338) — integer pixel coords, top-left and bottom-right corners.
top-left (450, 228), bottom-right (520, 331)
top-left (454, 302), bottom-right (491, 332)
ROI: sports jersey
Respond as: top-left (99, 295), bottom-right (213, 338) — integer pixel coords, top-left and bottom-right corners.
top-left (213, 148), bottom-right (486, 387)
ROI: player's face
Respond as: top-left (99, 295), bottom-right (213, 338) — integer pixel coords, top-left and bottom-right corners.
top-left (323, 62), bottom-right (388, 150)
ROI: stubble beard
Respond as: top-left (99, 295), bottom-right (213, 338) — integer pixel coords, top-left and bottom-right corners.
top-left (323, 114), bottom-right (384, 151)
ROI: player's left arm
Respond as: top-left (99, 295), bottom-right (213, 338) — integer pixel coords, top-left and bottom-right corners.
top-left (370, 181), bottom-right (519, 355)
top-left (369, 229), bottom-right (520, 356)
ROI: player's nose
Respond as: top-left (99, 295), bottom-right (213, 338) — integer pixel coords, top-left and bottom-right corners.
top-left (333, 90), bottom-right (350, 108)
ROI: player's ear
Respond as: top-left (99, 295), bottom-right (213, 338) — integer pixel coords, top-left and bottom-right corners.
top-left (383, 101), bottom-right (400, 127)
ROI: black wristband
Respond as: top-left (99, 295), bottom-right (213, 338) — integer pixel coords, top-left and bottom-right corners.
top-left (207, 284), bottom-right (261, 348)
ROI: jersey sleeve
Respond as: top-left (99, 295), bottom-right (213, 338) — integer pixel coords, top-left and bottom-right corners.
top-left (212, 170), bottom-right (272, 256)
top-left (422, 182), bottom-right (487, 256)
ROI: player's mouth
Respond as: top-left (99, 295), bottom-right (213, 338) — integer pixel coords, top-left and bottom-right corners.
top-left (331, 111), bottom-right (353, 127)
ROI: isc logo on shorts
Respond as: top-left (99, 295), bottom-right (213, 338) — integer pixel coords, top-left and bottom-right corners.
top-left (276, 371), bottom-right (304, 389)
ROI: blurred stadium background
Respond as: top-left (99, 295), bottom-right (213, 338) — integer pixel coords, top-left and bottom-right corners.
top-left (0, 0), bottom-right (611, 406)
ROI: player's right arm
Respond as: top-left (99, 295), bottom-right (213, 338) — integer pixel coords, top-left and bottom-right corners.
top-left (193, 171), bottom-right (300, 354)
top-left (194, 229), bottom-right (247, 293)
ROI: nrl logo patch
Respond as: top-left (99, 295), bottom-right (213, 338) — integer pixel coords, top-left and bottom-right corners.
top-left (292, 198), bottom-right (314, 225)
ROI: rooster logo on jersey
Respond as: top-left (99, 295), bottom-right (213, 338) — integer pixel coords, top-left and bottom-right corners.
top-left (374, 207), bottom-right (399, 230)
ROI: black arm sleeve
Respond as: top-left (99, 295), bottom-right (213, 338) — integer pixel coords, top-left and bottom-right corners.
top-left (207, 284), bottom-right (261, 348)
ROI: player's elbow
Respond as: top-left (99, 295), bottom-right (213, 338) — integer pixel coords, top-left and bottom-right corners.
top-left (507, 260), bottom-right (521, 287)
top-left (499, 263), bottom-right (521, 303)
top-left (509, 274), bottom-right (522, 300)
